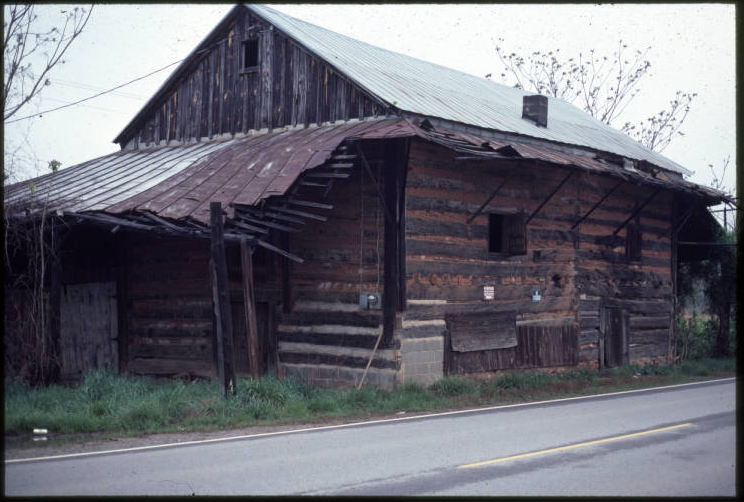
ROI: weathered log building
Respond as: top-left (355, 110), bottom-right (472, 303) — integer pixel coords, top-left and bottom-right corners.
top-left (4, 4), bottom-right (728, 387)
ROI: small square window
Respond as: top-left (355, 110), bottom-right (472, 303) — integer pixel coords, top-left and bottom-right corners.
top-left (489, 213), bottom-right (526, 255)
top-left (242, 39), bottom-right (259, 70)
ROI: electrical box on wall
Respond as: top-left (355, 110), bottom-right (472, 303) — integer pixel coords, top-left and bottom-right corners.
top-left (359, 292), bottom-right (382, 310)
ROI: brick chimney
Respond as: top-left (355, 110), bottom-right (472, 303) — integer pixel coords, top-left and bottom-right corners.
top-left (522, 94), bottom-right (548, 127)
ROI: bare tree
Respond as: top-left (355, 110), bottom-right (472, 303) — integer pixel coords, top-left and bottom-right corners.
top-left (494, 39), bottom-right (695, 153)
top-left (3, 4), bottom-right (93, 120)
top-left (3, 4), bottom-right (90, 384)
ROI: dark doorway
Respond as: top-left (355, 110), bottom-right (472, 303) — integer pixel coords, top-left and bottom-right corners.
top-left (602, 306), bottom-right (628, 367)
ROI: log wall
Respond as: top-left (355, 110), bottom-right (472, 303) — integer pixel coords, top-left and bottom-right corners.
top-left (122, 9), bottom-right (389, 149)
top-left (573, 174), bottom-right (674, 366)
top-left (404, 139), bottom-right (580, 374)
top-left (277, 146), bottom-right (398, 388)
top-left (403, 138), bottom-right (674, 374)
top-left (122, 233), bottom-right (278, 378)
top-left (124, 234), bottom-right (214, 377)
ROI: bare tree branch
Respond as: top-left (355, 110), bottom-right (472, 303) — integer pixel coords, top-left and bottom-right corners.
top-left (3, 4), bottom-right (93, 121)
top-left (495, 38), bottom-right (695, 153)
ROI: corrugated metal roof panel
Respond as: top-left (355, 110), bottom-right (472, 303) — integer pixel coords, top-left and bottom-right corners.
top-left (5, 119), bottom-right (418, 224)
top-left (248, 4), bottom-right (691, 176)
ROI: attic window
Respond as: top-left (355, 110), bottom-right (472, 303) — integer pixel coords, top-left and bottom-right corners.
top-left (489, 213), bottom-right (527, 255)
top-left (242, 39), bottom-right (259, 71)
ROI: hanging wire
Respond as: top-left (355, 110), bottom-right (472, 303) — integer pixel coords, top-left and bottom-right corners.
top-left (5, 59), bottom-right (183, 124)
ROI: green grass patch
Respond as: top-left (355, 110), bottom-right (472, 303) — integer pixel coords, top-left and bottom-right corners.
top-left (4, 358), bottom-right (736, 442)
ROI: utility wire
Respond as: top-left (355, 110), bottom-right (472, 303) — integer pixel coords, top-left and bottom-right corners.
top-left (52, 78), bottom-right (148, 100)
top-left (5, 58), bottom-right (184, 124)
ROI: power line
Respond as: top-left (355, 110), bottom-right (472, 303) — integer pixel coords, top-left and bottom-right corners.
top-left (43, 97), bottom-right (131, 115)
top-left (4, 58), bottom-right (184, 124)
top-left (51, 78), bottom-right (148, 100)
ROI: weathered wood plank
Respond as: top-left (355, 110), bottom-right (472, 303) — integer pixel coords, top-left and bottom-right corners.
top-left (128, 357), bottom-right (213, 378)
top-left (210, 202), bottom-right (237, 396)
top-left (447, 311), bottom-right (517, 352)
top-left (279, 350), bottom-right (398, 370)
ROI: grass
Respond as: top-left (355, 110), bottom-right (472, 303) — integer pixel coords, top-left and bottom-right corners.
top-left (4, 358), bottom-right (736, 442)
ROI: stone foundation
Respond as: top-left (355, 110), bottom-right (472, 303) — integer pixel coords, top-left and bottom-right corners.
top-left (397, 336), bottom-right (444, 386)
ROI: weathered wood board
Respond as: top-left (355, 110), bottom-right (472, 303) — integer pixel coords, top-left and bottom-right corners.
top-left (447, 311), bottom-right (517, 352)
top-left (60, 282), bottom-right (118, 377)
top-left (123, 8), bottom-right (390, 148)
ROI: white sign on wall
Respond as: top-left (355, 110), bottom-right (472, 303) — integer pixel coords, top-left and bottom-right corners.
top-left (483, 285), bottom-right (495, 301)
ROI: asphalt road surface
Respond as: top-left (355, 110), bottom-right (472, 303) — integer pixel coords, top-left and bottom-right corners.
top-left (4, 378), bottom-right (736, 496)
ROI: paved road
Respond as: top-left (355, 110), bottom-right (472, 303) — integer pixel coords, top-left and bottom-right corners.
top-left (4, 378), bottom-right (736, 496)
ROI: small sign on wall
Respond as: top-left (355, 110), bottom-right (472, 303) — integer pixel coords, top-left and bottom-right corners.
top-left (483, 285), bottom-right (495, 301)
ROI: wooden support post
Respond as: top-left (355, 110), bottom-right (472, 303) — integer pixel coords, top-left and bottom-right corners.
top-left (598, 306), bottom-right (606, 370)
top-left (240, 239), bottom-right (260, 379)
top-left (382, 140), bottom-right (403, 345)
top-left (49, 248), bottom-right (62, 381)
top-left (621, 309), bottom-right (630, 366)
top-left (210, 202), bottom-right (236, 397)
top-left (397, 139), bottom-right (409, 311)
top-left (280, 231), bottom-right (293, 314)
top-left (267, 300), bottom-right (278, 376)
top-left (115, 233), bottom-right (129, 373)
top-left (669, 195), bottom-right (681, 364)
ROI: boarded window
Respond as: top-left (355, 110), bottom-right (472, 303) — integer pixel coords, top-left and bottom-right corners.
top-left (625, 223), bottom-right (642, 262)
top-left (447, 311), bottom-right (518, 352)
top-left (489, 213), bottom-right (526, 255)
top-left (517, 320), bottom-right (578, 367)
top-left (242, 39), bottom-right (259, 70)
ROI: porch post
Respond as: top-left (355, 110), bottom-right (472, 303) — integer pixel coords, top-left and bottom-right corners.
top-left (240, 239), bottom-right (260, 378)
top-left (210, 202), bottom-right (236, 396)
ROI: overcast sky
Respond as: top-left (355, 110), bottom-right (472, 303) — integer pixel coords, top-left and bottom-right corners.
top-left (4, 3), bottom-right (736, 200)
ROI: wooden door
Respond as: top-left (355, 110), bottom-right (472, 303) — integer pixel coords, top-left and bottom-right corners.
top-left (60, 282), bottom-right (118, 379)
top-left (602, 306), bottom-right (629, 367)
top-left (232, 300), bottom-right (272, 375)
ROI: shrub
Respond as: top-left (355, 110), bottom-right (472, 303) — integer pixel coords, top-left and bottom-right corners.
top-left (676, 313), bottom-right (716, 361)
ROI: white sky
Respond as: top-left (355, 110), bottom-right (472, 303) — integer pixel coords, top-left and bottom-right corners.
top-left (4, 3), bottom-right (737, 201)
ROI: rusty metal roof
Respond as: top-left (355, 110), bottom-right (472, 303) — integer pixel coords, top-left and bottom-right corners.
top-left (247, 4), bottom-right (692, 176)
top-left (5, 117), bottom-right (724, 232)
top-left (5, 119), bottom-right (417, 224)
top-left (411, 121), bottom-right (726, 203)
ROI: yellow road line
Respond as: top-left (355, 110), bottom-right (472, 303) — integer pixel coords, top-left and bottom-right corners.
top-left (459, 422), bottom-right (693, 469)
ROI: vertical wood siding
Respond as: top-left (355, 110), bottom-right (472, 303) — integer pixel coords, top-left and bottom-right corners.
top-left (128, 11), bottom-right (388, 148)
top-left (60, 282), bottom-right (119, 378)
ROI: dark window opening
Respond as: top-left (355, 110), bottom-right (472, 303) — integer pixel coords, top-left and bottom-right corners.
top-left (489, 213), bottom-right (526, 255)
top-left (242, 39), bottom-right (259, 70)
top-left (488, 214), bottom-right (505, 253)
top-left (625, 222), bottom-right (642, 262)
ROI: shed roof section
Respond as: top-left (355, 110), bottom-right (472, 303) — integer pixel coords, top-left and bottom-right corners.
top-left (5, 119), bottom-right (417, 224)
top-left (245, 4), bottom-right (691, 176)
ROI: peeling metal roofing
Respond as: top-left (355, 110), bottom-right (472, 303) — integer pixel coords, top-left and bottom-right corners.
top-left (247, 4), bottom-right (692, 176)
top-left (5, 119), bottom-right (417, 224)
top-left (5, 118), bottom-right (724, 229)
